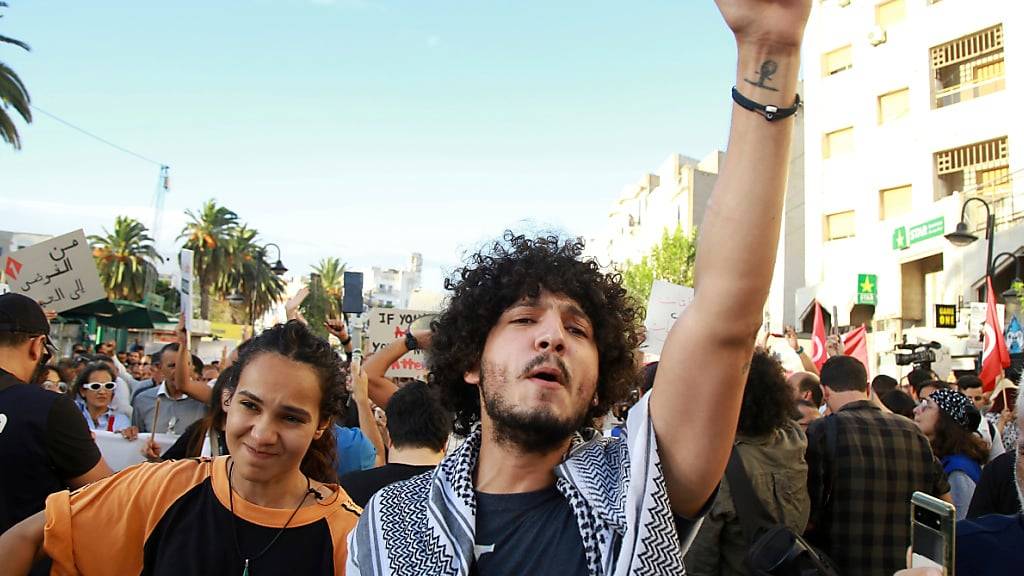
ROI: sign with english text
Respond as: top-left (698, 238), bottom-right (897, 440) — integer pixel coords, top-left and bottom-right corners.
top-left (368, 308), bottom-right (434, 378)
top-left (1, 229), bottom-right (105, 313)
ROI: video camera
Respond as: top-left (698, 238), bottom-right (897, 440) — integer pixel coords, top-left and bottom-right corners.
top-left (894, 340), bottom-right (942, 370)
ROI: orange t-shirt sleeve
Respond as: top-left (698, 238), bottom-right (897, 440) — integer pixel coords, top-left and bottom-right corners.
top-left (44, 459), bottom-right (213, 576)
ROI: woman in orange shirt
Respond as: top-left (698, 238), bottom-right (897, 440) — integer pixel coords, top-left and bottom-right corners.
top-left (0, 320), bottom-right (360, 575)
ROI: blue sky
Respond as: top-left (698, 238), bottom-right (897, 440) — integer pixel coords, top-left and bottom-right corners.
top-left (1, 0), bottom-right (740, 292)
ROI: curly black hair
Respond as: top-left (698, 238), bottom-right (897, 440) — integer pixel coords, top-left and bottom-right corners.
top-left (221, 321), bottom-right (347, 483)
top-left (429, 231), bottom-right (643, 437)
top-left (737, 350), bottom-right (795, 437)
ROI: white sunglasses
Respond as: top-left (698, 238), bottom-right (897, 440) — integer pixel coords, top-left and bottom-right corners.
top-left (81, 381), bottom-right (116, 392)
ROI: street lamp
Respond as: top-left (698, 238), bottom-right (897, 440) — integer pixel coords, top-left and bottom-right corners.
top-left (264, 243), bottom-right (288, 276)
top-left (945, 197), bottom-right (995, 276)
top-left (992, 251), bottom-right (1024, 301)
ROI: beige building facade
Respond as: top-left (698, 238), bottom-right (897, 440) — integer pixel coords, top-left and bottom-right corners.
top-left (797, 0), bottom-right (1020, 376)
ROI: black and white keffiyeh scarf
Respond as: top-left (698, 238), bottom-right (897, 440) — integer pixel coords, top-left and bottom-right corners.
top-left (346, 392), bottom-right (701, 575)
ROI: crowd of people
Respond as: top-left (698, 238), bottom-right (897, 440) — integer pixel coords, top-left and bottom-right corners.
top-left (1, 1), bottom-right (1022, 574)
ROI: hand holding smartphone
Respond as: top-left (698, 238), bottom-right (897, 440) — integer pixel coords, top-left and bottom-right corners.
top-left (911, 491), bottom-right (955, 575)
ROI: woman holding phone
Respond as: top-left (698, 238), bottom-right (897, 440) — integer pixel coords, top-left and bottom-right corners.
top-left (0, 321), bottom-right (361, 575)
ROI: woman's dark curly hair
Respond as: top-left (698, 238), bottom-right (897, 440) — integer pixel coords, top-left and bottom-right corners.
top-left (737, 350), bottom-right (796, 437)
top-left (430, 231), bottom-right (643, 436)
top-left (221, 321), bottom-right (347, 483)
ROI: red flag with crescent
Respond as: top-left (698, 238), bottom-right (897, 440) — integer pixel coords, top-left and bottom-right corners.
top-left (812, 300), bottom-right (829, 371)
top-left (980, 276), bottom-right (1011, 392)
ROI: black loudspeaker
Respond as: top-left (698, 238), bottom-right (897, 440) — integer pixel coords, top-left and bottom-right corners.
top-left (342, 272), bottom-right (364, 314)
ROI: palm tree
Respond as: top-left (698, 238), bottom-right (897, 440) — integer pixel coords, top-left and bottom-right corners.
top-left (221, 225), bottom-right (285, 325)
top-left (1, 2), bottom-right (32, 150)
top-left (312, 256), bottom-right (347, 317)
top-left (89, 216), bottom-right (164, 302)
top-left (179, 200), bottom-right (239, 319)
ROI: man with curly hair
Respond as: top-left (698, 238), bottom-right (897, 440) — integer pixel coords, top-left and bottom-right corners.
top-left (349, 1), bottom-right (811, 574)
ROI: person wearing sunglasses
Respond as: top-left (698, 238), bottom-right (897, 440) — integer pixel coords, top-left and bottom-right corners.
top-left (71, 362), bottom-right (137, 439)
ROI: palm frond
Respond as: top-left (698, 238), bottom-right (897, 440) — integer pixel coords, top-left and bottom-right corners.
top-left (0, 34), bottom-right (29, 51)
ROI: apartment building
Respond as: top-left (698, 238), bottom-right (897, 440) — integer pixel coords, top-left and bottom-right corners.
top-left (797, 0), bottom-right (1019, 374)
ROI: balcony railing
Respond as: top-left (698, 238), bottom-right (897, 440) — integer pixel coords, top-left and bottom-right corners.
top-left (935, 76), bottom-right (1005, 108)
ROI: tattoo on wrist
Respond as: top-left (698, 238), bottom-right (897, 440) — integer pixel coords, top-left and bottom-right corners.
top-left (744, 60), bottom-right (779, 92)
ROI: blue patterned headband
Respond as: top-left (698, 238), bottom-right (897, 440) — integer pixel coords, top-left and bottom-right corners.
top-left (929, 388), bottom-right (972, 430)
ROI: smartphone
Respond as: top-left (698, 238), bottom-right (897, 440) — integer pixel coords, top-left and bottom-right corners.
top-left (910, 491), bottom-right (956, 575)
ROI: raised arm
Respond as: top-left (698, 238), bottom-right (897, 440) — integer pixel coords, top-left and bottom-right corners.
top-left (364, 329), bottom-right (431, 408)
top-left (352, 368), bottom-right (386, 468)
top-left (649, 0), bottom-right (810, 517)
top-left (174, 319), bottom-right (212, 404)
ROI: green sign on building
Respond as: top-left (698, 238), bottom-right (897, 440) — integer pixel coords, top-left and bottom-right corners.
top-left (893, 217), bottom-right (945, 251)
top-left (857, 274), bottom-right (877, 305)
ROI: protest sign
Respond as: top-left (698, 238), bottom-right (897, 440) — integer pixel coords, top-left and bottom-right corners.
top-left (641, 280), bottom-right (695, 356)
top-left (368, 308), bottom-right (434, 378)
top-left (179, 249), bottom-right (195, 332)
top-left (2, 229), bottom-right (105, 313)
top-left (93, 430), bottom-right (180, 472)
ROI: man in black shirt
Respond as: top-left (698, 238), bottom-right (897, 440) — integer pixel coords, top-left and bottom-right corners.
top-left (340, 380), bottom-right (450, 507)
top-left (0, 293), bottom-right (112, 535)
top-left (967, 451), bottom-right (1020, 518)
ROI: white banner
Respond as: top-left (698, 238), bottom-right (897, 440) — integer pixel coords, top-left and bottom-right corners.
top-left (179, 249), bottom-right (195, 332)
top-left (2, 229), bottom-right (105, 313)
top-left (368, 308), bottom-right (434, 378)
top-left (93, 430), bottom-right (180, 471)
top-left (641, 280), bottom-right (695, 356)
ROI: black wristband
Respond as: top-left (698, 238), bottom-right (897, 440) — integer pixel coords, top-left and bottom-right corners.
top-left (340, 337), bottom-right (351, 346)
top-left (405, 330), bottom-right (419, 351)
top-left (731, 87), bottom-right (800, 121)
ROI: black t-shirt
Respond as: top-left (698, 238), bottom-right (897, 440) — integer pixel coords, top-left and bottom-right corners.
top-left (339, 463), bottom-right (435, 508)
top-left (0, 368), bottom-right (101, 534)
top-left (469, 487), bottom-right (589, 576)
top-left (967, 451), bottom-right (1019, 518)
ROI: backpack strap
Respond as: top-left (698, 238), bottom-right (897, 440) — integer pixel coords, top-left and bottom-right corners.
top-left (724, 446), bottom-right (777, 546)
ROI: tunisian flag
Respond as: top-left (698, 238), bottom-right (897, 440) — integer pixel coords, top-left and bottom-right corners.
top-left (812, 300), bottom-right (829, 371)
top-left (980, 276), bottom-right (1011, 392)
top-left (843, 324), bottom-right (870, 378)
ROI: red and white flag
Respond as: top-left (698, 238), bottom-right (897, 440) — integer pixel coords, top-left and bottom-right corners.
top-left (980, 276), bottom-right (1011, 392)
top-left (812, 300), bottom-right (829, 371)
top-left (842, 324), bottom-right (870, 378)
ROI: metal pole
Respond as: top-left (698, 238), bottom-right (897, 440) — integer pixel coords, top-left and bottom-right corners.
top-left (986, 214), bottom-right (996, 276)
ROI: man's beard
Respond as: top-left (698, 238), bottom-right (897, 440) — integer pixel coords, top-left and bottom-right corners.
top-left (479, 357), bottom-right (590, 454)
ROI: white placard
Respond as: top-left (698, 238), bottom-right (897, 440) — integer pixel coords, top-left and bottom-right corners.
top-left (368, 308), bottom-right (433, 378)
top-left (641, 280), bottom-right (695, 356)
top-left (93, 430), bottom-right (180, 472)
top-left (179, 249), bottom-right (195, 332)
top-left (2, 229), bottom-right (105, 313)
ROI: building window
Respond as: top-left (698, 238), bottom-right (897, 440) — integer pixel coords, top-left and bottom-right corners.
top-left (934, 136), bottom-right (1009, 198)
top-left (823, 45), bottom-right (853, 76)
top-left (931, 25), bottom-right (1005, 108)
top-left (823, 127), bottom-right (854, 158)
top-left (825, 210), bottom-right (856, 241)
top-left (880, 185), bottom-right (912, 220)
top-left (876, 0), bottom-right (905, 27)
top-left (878, 88), bottom-right (910, 124)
